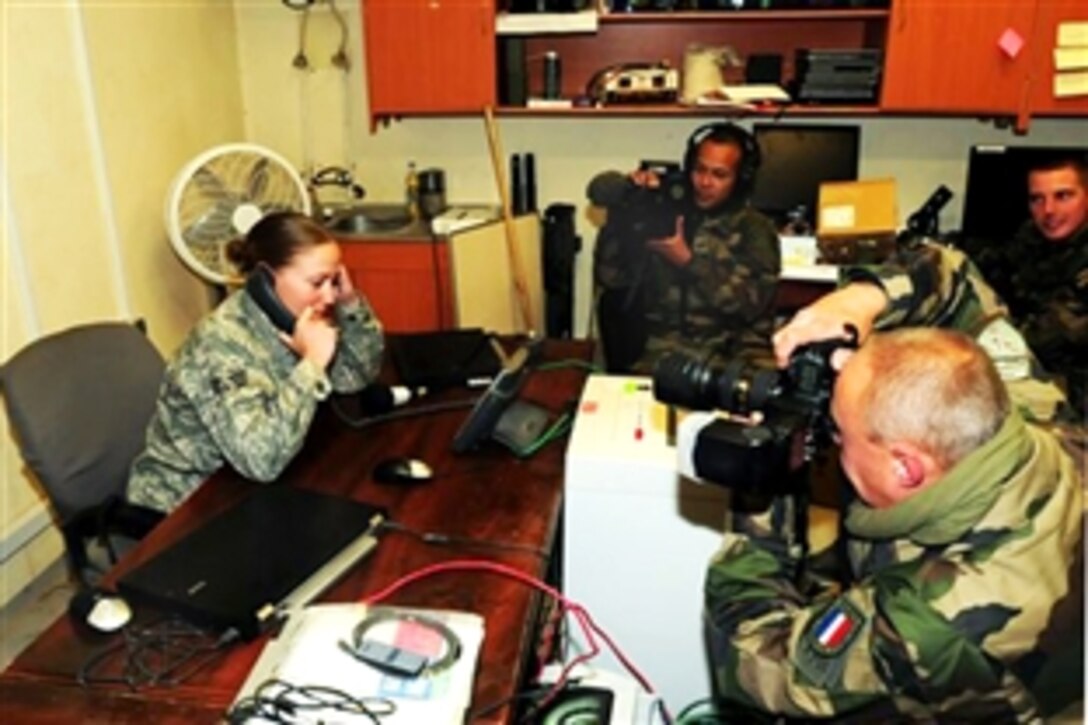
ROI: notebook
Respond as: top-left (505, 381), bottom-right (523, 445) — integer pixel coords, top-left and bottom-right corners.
top-left (117, 485), bottom-right (386, 640)
top-left (389, 328), bottom-right (503, 389)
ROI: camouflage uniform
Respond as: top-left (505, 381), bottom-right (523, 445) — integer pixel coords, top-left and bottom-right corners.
top-left (634, 203), bottom-right (780, 373)
top-left (974, 221), bottom-right (1087, 414)
top-left (706, 411), bottom-right (1084, 720)
top-left (853, 238), bottom-right (1087, 418)
top-left (127, 290), bottom-right (383, 512)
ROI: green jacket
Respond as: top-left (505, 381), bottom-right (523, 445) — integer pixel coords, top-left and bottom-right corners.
top-left (705, 412), bottom-right (1083, 721)
top-left (636, 202), bottom-right (780, 373)
top-left (127, 290), bottom-right (383, 512)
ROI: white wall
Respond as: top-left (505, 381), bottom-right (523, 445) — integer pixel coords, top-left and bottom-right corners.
top-left (1, 0), bottom-right (244, 607)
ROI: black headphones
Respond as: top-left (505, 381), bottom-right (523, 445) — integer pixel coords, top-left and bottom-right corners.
top-left (682, 122), bottom-right (761, 200)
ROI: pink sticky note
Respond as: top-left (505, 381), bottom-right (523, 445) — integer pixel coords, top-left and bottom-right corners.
top-left (998, 28), bottom-right (1025, 58)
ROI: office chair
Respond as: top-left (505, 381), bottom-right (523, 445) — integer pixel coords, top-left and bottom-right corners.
top-left (0, 321), bottom-right (166, 585)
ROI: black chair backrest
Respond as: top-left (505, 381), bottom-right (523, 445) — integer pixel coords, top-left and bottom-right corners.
top-left (1, 322), bottom-right (165, 523)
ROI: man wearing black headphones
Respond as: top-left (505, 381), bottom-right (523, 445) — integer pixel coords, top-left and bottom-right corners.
top-left (623, 122), bottom-right (780, 373)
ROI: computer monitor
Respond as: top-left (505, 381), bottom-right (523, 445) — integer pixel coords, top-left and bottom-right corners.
top-left (749, 123), bottom-right (861, 229)
top-left (960, 145), bottom-right (1088, 241)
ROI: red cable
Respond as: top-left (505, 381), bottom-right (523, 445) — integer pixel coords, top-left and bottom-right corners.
top-left (362, 558), bottom-right (661, 710)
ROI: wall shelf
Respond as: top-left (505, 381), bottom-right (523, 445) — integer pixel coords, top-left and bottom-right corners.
top-left (598, 9), bottom-right (890, 23)
top-left (495, 103), bottom-right (883, 117)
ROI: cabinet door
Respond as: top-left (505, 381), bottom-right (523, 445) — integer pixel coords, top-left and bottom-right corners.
top-left (881, 0), bottom-right (1036, 114)
top-left (341, 241), bottom-right (454, 334)
top-left (363, 0), bottom-right (496, 117)
top-left (1027, 0), bottom-right (1088, 116)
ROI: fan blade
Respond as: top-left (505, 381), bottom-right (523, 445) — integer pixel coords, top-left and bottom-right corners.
top-left (191, 167), bottom-right (229, 202)
top-left (246, 157), bottom-right (270, 201)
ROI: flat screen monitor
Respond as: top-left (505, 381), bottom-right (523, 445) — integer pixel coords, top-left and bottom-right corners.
top-left (960, 145), bottom-right (1088, 241)
top-left (749, 123), bottom-right (861, 229)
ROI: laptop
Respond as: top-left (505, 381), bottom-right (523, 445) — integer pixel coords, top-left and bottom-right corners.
top-left (117, 485), bottom-right (386, 640)
top-left (389, 328), bottom-right (503, 389)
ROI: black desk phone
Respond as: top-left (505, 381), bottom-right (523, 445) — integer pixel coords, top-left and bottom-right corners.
top-left (245, 265), bottom-right (296, 334)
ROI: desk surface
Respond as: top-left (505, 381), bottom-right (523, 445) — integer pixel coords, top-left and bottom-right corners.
top-left (0, 338), bottom-right (593, 724)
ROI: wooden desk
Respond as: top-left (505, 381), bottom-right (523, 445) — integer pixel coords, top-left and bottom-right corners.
top-left (0, 338), bottom-right (593, 723)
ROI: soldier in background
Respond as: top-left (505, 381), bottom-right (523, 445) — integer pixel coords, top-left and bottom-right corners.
top-left (706, 328), bottom-right (1083, 721)
top-left (967, 153), bottom-right (1088, 418)
top-left (594, 122), bottom-right (780, 374)
top-left (127, 212), bottom-right (384, 513)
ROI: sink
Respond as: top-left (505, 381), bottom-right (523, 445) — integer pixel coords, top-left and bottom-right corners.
top-left (323, 204), bottom-right (414, 235)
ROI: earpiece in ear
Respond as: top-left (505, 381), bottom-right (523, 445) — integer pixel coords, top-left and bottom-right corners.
top-left (892, 458), bottom-right (910, 483)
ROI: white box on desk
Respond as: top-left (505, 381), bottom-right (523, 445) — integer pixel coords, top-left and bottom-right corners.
top-left (562, 374), bottom-right (730, 714)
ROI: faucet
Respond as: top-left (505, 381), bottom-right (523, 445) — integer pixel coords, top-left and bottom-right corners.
top-left (308, 166), bottom-right (366, 220)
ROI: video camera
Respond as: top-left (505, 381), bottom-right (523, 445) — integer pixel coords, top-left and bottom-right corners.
top-left (586, 162), bottom-right (689, 241)
top-left (652, 332), bottom-right (855, 491)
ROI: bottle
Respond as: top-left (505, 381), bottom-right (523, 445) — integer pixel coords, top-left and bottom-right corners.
top-left (543, 51), bottom-right (561, 100)
top-left (405, 161), bottom-right (420, 219)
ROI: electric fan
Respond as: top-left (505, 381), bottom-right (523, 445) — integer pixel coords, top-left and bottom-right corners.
top-left (165, 143), bottom-right (311, 285)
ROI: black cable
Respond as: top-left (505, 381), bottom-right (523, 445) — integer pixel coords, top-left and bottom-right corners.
top-left (226, 678), bottom-right (396, 724)
top-left (329, 396), bottom-right (477, 430)
top-left (77, 617), bottom-right (238, 690)
top-left (468, 683), bottom-right (554, 722)
top-left (380, 520), bottom-right (549, 559)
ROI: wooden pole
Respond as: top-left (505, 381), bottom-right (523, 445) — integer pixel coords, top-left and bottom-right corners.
top-left (482, 106), bottom-right (535, 334)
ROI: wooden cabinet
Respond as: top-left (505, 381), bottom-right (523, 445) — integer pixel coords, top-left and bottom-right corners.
top-left (338, 215), bottom-right (544, 335)
top-left (881, 0), bottom-right (1088, 125)
top-left (362, 0), bottom-right (496, 123)
top-left (881, 0), bottom-right (1034, 116)
top-left (360, 1), bottom-right (1086, 125)
top-left (341, 238), bottom-right (455, 333)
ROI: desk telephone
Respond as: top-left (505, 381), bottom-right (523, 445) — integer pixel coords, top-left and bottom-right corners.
top-left (245, 265), bottom-right (297, 334)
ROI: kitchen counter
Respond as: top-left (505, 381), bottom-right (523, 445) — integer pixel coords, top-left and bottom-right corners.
top-left (324, 204), bottom-right (501, 241)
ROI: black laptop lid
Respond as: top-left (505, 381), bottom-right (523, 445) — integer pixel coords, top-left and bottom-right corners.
top-left (117, 486), bottom-right (384, 639)
top-left (390, 328), bottom-right (502, 389)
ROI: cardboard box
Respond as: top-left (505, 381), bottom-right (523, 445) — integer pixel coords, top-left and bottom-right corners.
top-left (817, 178), bottom-right (899, 239)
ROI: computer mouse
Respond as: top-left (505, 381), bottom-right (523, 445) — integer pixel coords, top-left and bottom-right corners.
top-left (69, 587), bottom-right (133, 633)
top-left (372, 457), bottom-right (434, 485)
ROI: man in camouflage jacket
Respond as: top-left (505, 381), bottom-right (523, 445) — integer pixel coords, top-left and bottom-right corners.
top-left (707, 328), bottom-right (1083, 721)
top-left (127, 286), bottom-right (383, 512)
top-left (962, 154), bottom-right (1088, 417)
top-left (595, 123), bottom-right (780, 374)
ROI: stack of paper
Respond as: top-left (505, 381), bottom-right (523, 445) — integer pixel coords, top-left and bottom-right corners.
top-left (1054, 21), bottom-right (1088, 98)
top-left (693, 84), bottom-right (791, 106)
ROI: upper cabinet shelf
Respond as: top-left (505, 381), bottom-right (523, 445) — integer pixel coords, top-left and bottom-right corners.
top-left (361, 0), bottom-right (1087, 132)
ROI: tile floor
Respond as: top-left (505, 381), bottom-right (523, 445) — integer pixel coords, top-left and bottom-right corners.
top-left (0, 559), bottom-right (76, 672)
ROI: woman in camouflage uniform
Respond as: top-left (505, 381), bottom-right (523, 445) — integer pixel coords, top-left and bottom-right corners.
top-left (128, 212), bottom-right (383, 512)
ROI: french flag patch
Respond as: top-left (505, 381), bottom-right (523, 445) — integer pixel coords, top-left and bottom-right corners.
top-left (812, 603), bottom-right (859, 653)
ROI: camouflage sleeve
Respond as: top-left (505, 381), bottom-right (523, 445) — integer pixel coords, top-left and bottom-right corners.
top-left (842, 244), bottom-right (1006, 335)
top-left (180, 352), bottom-right (325, 482)
top-left (686, 211), bottom-right (781, 328)
top-left (705, 495), bottom-right (1033, 719)
top-left (706, 496), bottom-right (903, 718)
top-left (1017, 256), bottom-right (1088, 356)
top-left (329, 294), bottom-right (384, 393)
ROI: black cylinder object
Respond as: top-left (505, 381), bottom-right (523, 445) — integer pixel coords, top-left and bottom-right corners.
top-left (510, 155), bottom-right (524, 215)
top-left (523, 153), bottom-right (537, 214)
top-left (418, 168), bottom-right (447, 219)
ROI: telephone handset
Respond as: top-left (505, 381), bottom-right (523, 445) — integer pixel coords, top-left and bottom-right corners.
top-left (245, 265), bottom-right (296, 334)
